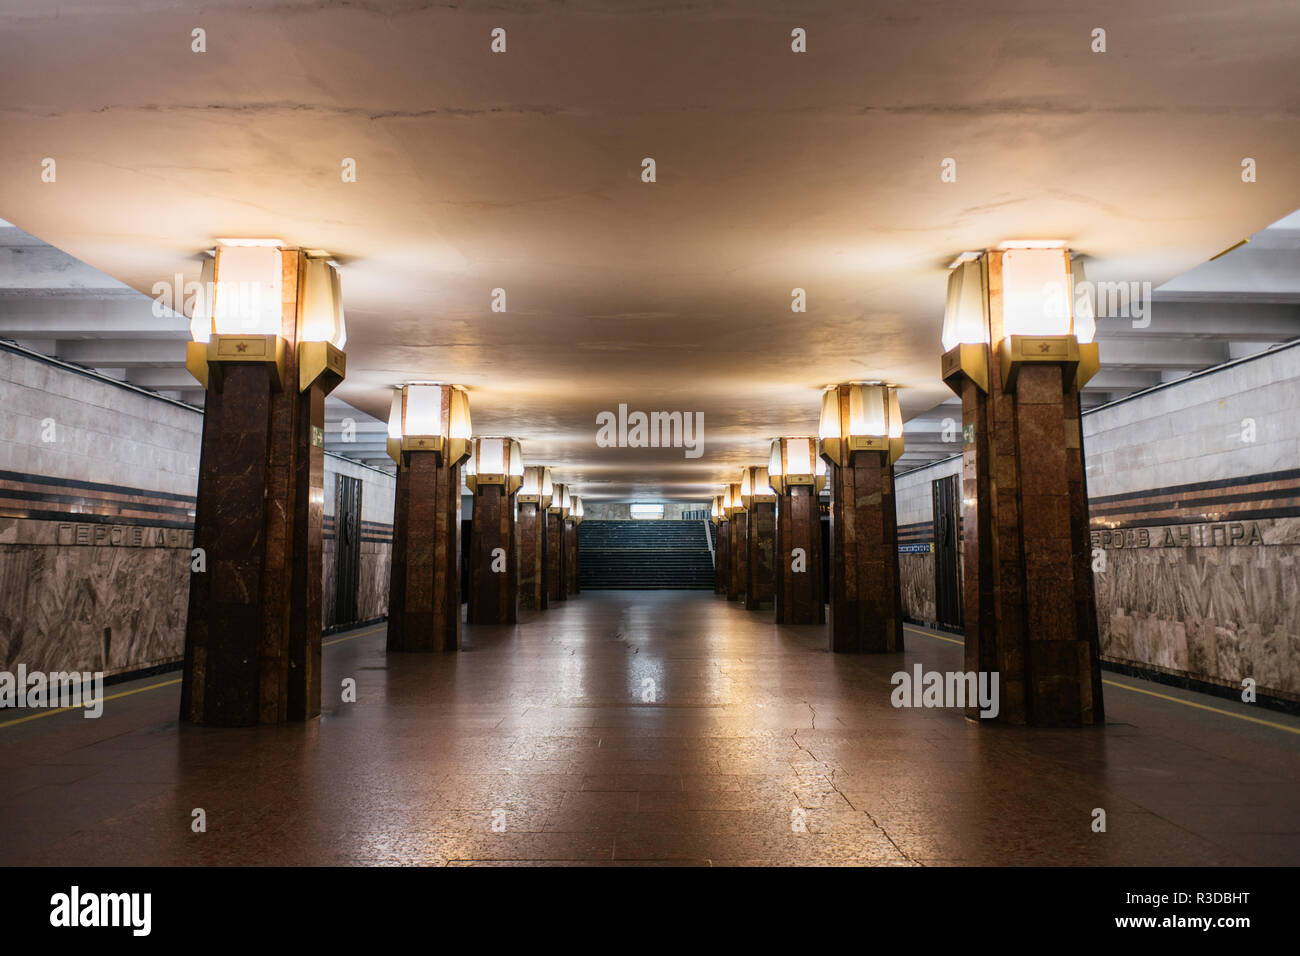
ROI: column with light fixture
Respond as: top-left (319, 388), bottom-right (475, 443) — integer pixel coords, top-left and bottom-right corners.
top-left (940, 245), bottom-right (1103, 725)
top-left (385, 383), bottom-right (471, 652)
top-left (546, 483), bottom-right (570, 603)
top-left (818, 382), bottom-right (905, 653)
top-left (567, 496), bottom-right (583, 595)
top-left (465, 438), bottom-right (523, 625)
top-left (710, 495), bottom-right (728, 594)
top-left (769, 438), bottom-right (826, 624)
top-left (725, 483), bottom-right (746, 601)
top-left (517, 466), bottom-right (552, 611)
top-left (180, 243), bottom-right (346, 725)
top-left (741, 467), bottom-right (776, 611)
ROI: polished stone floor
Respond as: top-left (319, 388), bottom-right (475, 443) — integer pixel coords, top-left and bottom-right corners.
top-left (2, 590), bottom-right (1297, 866)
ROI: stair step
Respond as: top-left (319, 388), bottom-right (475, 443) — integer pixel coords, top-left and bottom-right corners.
top-left (577, 519), bottom-right (715, 590)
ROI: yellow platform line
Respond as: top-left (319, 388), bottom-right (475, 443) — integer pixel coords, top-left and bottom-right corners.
top-left (0, 623), bottom-right (387, 731)
top-left (901, 623), bottom-right (1300, 735)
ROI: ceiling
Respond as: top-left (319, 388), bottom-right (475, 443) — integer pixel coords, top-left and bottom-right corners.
top-left (2, 0), bottom-right (1299, 498)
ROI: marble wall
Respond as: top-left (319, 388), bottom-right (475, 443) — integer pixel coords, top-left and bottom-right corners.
top-left (0, 346), bottom-right (202, 678)
top-left (893, 343), bottom-right (1300, 703)
top-left (0, 346), bottom-right (397, 678)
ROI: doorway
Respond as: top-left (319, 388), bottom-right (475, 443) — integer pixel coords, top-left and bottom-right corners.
top-left (932, 474), bottom-right (961, 629)
top-left (334, 473), bottom-right (362, 627)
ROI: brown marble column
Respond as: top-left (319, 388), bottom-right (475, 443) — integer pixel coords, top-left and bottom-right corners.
top-left (959, 376), bottom-right (997, 719)
top-left (744, 501), bottom-right (775, 611)
top-left (387, 451), bottom-right (462, 652)
top-left (467, 484), bottom-right (517, 625)
top-left (546, 510), bottom-right (566, 603)
top-left (947, 250), bottom-right (1103, 726)
top-left (714, 518), bottom-right (729, 595)
top-left (727, 510), bottom-right (747, 601)
top-left (826, 452), bottom-right (904, 653)
top-left (774, 486), bottom-right (824, 624)
top-left (181, 249), bottom-right (325, 726)
top-left (288, 381), bottom-right (325, 719)
top-left (517, 501), bottom-right (547, 611)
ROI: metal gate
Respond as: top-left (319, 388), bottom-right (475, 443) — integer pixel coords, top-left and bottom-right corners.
top-left (932, 474), bottom-right (962, 629)
top-left (334, 473), bottom-right (362, 627)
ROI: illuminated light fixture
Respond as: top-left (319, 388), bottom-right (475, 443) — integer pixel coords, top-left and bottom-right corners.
top-left (1070, 257), bottom-right (1100, 389)
top-left (548, 482), bottom-right (570, 516)
top-left (940, 246), bottom-right (1100, 395)
top-left (186, 243), bottom-right (287, 391)
top-left (939, 257), bottom-right (991, 394)
top-left (571, 495), bottom-right (584, 525)
top-left (184, 254), bottom-right (216, 388)
top-left (998, 246), bottom-right (1093, 390)
top-left (739, 465), bottom-right (776, 508)
top-left (768, 437), bottom-right (826, 494)
top-left (465, 437), bottom-right (524, 494)
top-left (297, 256), bottom-right (347, 394)
top-left (725, 481), bottom-right (745, 516)
top-left (385, 383), bottom-right (472, 464)
top-left (710, 494), bottom-right (725, 525)
top-left (518, 465), bottom-right (553, 507)
top-left (386, 390), bottom-right (402, 462)
top-left (818, 382), bottom-right (905, 466)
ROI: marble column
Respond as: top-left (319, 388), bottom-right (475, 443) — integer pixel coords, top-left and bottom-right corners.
top-left (744, 501), bottom-right (775, 611)
top-left (774, 486), bottom-right (824, 624)
top-left (387, 450), bottom-right (462, 652)
top-left (517, 501), bottom-right (547, 611)
top-left (546, 509), bottom-right (566, 603)
top-left (288, 381), bottom-right (326, 719)
top-left (727, 510), bottom-right (747, 602)
top-left (467, 484), bottom-right (517, 625)
top-left (946, 250), bottom-right (1103, 726)
top-left (181, 249), bottom-right (326, 726)
top-left (827, 452), bottom-right (904, 653)
top-left (714, 518), bottom-right (730, 595)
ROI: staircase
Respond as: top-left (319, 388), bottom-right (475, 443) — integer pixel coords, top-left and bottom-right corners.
top-left (579, 520), bottom-right (714, 589)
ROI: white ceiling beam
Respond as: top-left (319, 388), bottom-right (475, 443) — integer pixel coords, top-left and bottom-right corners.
top-left (56, 339), bottom-right (187, 367)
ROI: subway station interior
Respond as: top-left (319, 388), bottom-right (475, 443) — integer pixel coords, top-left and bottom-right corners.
top-left (1, 0), bottom-right (1298, 886)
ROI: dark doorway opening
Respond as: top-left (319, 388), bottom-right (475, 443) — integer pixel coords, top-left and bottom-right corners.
top-left (334, 473), bottom-right (362, 628)
top-left (932, 474), bottom-right (961, 629)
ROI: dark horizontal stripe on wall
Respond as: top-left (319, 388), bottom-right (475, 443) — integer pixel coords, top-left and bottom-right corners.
top-left (0, 468), bottom-right (197, 505)
top-left (1088, 467), bottom-right (1300, 507)
top-left (1088, 504), bottom-right (1300, 531)
top-left (1089, 485), bottom-right (1300, 519)
top-left (0, 506), bottom-right (195, 530)
top-left (324, 518), bottom-right (392, 530)
top-left (0, 487), bottom-right (195, 521)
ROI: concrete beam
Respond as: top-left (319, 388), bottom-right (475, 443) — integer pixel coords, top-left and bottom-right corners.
top-left (1095, 337), bottom-right (1229, 370)
top-left (56, 339), bottom-right (187, 367)
top-left (0, 295), bottom-right (188, 337)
